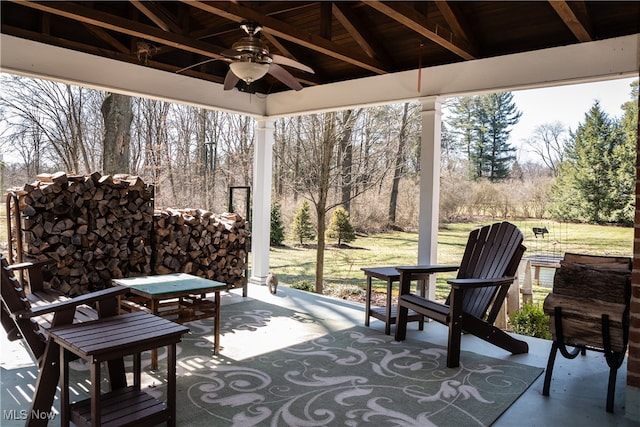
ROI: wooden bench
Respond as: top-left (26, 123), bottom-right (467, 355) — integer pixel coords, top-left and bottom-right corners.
top-left (528, 255), bottom-right (561, 286)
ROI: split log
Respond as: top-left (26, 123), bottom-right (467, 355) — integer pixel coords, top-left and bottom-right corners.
top-left (543, 253), bottom-right (631, 353)
top-left (543, 293), bottom-right (628, 352)
top-left (14, 171), bottom-right (154, 292)
top-left (152, 209), bottom-right (249, 289)
top-left (13, 172), bottom-right (248, 294)
top-left (552, 253), bottom-right (631, 303)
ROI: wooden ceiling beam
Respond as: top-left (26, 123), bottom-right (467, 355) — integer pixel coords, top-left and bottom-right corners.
top-left (548, 0), bottom-right (592, 42)
top-left (181, 0), bottom-right (388, 74)
top-left (9, 0), bottom-right (224, 60)
top-left (366, 1), bottom-right (476, 60)
top-left (4, 23), bottom-right (216, 81)
top-left (333, 2), bottom-right (377, 60)
top-left (82, 23), bottom-right (130, 54)
top-left (130, 0), bottom-right (182, 34)
top-left (320, 1), bottom-right (332, 40)
top-left (262, 32), bottom-right (295, 59)
top-left (434, 1), bottom-right (472, 45)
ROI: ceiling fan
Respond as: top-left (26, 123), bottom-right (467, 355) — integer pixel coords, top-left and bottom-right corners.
top-left (178, 22), bottom-right (314, 91)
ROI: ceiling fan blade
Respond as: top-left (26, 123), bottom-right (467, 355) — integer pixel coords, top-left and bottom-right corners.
top-left (272, 54), bottom-right (314, 74)
top-left (176, 58), bottom-right (220, 74)
top-left (224, 69), bottom-right (240, 91)
top-left (268, 63), bottom-right (303, 91)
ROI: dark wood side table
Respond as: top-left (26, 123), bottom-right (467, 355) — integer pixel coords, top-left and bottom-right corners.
top-left (49, 311), bottom-right (189, 427)
top-left (361, 266), bottom-right (431, 335)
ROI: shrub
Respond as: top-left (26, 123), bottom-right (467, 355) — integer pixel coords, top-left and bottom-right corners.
top-left (290, 200), bottom-right (315, 245)
top-left (270, 201), bottom-right (286, 246)
top-left (326, 206), bottom-right (356, 245)
top-left (290, 280), bottom-right (315, 292)
top-left (324, 283), bottom-right (365, 300)
top-left (510, 303), bottom-right (552, 339)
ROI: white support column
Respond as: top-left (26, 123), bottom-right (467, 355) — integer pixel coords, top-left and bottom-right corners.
top-left (250, 118), bottom-right (274, 285)
top-left (417, 96), bottom-right (443, 300)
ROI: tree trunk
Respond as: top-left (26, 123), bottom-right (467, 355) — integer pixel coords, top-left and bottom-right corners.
top-left (101, 92), bottom-right (132, 174)
top-left (274, 119), bottom-right (285, 198)
top-left (340, 110), bottom-right (355, 211)
top-left (315, 206), bottom-right (326, 294)
top-left (314, 113), bottom-right (336, 294)
top-left (293, 116), bottom-right (302, 203)
top-left (388, 103), bottom-right (409, 225)
top-left (196, 108), bottom-right (209, 208)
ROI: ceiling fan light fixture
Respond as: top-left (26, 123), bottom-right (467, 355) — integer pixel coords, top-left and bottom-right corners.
top-left (229, 61), bottom-right (269, 83)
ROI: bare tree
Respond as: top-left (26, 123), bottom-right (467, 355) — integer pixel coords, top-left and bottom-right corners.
top-left (1, 120), bottom-right (46, 178)
top-left (525, 121), bottom-right (569, 176)
top-left (0, 74), bottom-right (103, 173)
top-left (224, 115), bottom-right (255, 186)
top-left (128, 98), bottom-right (254, 209)
top-left (273, 118), bottom-right (287, 198)
top-left (199, 109), bottom-right (223, 210)
top-left (388, 102), bottom-right (420, 226)
top-left (338, 109), bottom-right (361, 211)
top-left (277, 109), bottom-right (391, 293)
top-left (131, 98), bottom-right (175, 204)
top-left (167, 103), bottom-right (200, 207)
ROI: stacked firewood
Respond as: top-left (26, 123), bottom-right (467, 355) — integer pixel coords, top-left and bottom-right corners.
top-left (14, 172), bottom-right (154, 294)
top-left (154, 209), bottom-right (249, 289)
top-left (11, 172), bottom-right (249, 295)
top-left (543, 253), bottom-right (631, 352)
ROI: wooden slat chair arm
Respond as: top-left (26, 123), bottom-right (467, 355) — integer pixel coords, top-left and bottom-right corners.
top-left (397, 265), bottom-right (460, 297)
top-left (19, 286), bottom-right (128, 319)
top-left (5, 259), bottom-right (56, 272)
top-left (447, 276), bottom-right (516, 289)
top-left (6, 258), bottom-right (57, 293)
top-left (396, 264), bottom-right (459, 275)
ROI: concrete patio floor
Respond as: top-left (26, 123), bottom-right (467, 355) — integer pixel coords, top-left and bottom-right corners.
top-left (1, 282), bottom-right (636, 426)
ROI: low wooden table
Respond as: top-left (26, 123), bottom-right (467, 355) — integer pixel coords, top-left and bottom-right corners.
top-left (113, 273), bottom-right (227, 368)
top-left (361, 266), bottom-right (431, 335)
top-left (50, 312), bottom-right (189, 427)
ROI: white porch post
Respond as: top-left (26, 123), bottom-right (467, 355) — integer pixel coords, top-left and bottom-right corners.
top-left (417, 96), bottom-right (443, 300)
top-left (250, 117), bottom-right (274, 285)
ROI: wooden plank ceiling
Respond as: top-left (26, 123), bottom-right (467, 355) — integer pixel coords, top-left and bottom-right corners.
top-left (2, 1), bottom-right (639, 94)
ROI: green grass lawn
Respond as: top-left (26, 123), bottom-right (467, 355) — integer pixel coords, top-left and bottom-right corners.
top-left (270, 220), bottom-right (633, 303)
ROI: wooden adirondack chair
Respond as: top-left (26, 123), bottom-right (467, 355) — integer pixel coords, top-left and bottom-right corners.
top-left (1, 255), bottom-right (128, 426)
top-left (394, 221), bottom-right (528, 368)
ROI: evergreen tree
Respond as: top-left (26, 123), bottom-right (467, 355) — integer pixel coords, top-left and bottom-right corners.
top-left (290, 200), bottom-right (315, 245)
top-left (270, 201), bottom-right (286, 246)
top-left (550, 101), bottom-right (628, 223)
top-left (446, 92), bottom-right (520, 182)
top-left (476, 92), bottom-right (521, 181)
top-left (326, 206), bottom-right (356, 245)
top-left (612, 80), bottom-right (638, 224)
top-left (446, 96), bottom-right (478, 162)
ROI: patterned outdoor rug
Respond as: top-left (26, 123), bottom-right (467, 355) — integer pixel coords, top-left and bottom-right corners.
top-left (147, 300), bottom-right (543, 427)
top-left (0, 299), bottom-right (542, 426)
